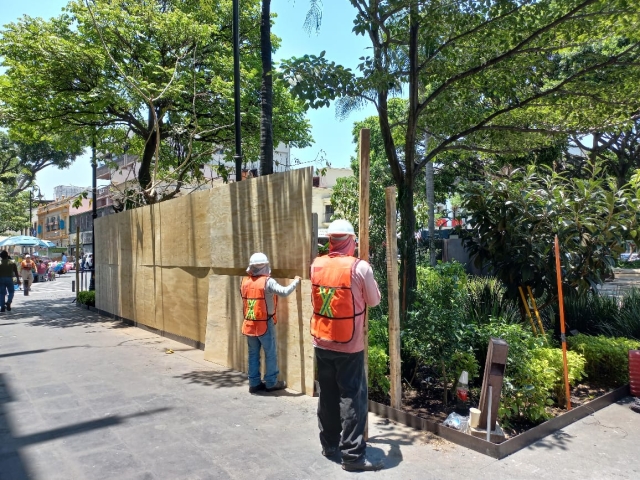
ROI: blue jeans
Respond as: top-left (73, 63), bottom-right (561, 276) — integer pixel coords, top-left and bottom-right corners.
top-left (0, 277), bottom-right (15, 309)
top-left (246, 318), bottom-right (279, 388)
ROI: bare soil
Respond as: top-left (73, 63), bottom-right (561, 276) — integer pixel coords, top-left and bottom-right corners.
top-left (370, 382), bottom-right (613, 439)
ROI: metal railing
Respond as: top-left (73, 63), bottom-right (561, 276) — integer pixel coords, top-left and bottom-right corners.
top-left (73, 268), bottom-right (94, 293)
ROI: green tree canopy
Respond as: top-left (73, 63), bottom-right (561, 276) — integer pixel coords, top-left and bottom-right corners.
top-left (0, 0), bottom-right (311, 204)
top-left (459, 163), bottom-right (640, 300)
top-left (283, 0), bottom-right (640, 314)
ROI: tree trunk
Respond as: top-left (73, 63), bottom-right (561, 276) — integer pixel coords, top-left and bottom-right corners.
top-left (259, 0), bottom-right (274, 176)
top-left (426, 160), bottom-right (436, 267)
top-left (399, 178), bottom-right (417, 319)
top-left (138, 130), bottom-right (156, 194)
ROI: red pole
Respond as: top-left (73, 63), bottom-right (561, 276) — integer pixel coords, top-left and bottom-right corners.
top-left (554, 235), bottom-right (571, 410)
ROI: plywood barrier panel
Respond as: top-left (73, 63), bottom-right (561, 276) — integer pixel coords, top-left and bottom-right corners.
top-left (159, 266), bottom-right (210, 343)
top-left (209, 168), bottom-right (313, 275)
top-left (157, 189), bottom-right (211, 268)
top-left (204, 275), bottom-right (315, 395)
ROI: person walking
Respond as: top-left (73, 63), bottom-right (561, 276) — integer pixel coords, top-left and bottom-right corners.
top-left (20, 254), bottom-right (35, 292)
top-left (0, 251), bottom-right (21, 312)
top-left (310, 219), bottom-right (383, 472)
top-left (241, 252), bottom-right (301, 394)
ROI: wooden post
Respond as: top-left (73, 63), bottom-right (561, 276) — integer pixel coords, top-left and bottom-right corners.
top-left (359, 128), bottom-right (370, 438)
top-left (385, 187), bottom-right (402, 409)
top-left (555, 235), bottom-right (571, 410)
top-left (76, 226), bottom-right (80, 299)
top-left (478, 338), bottom-right (508, 432)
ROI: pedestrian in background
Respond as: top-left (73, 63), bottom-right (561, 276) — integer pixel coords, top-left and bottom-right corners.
top-left (241, 252), bottom-right (301, 394)
top-left (20, 254), bottom-right (35, 292)
top-left (0, 251), bottom-right (21, 312)
top-left (310, 219), bottom-right (383, 472)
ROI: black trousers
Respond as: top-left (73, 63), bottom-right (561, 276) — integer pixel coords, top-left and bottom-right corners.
top-left (315, 348), bottom-right (367, 463)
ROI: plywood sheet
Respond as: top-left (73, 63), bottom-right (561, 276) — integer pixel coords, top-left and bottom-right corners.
top-left (158, 266), bottom-right (210, 343)
top-left (209, 168), bottom-right (313, 275)
top-left (204, 275), bottom-right (315, 395)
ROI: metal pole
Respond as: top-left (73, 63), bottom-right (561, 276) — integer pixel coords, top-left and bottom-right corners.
top-left (90, 136), bottom-right (97, 291)
top-left (233, 0), bottom-right (243, 181)
top-left (487, 385), bottom-right (492, 442)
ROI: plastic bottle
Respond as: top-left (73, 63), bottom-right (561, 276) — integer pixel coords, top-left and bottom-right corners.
top-left (455, 370), bottom-right (469, 415)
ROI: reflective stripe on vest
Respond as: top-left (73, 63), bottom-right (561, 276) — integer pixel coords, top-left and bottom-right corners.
top-left (240, 276), bottom-right (277, 337)
top-left (310, 255), bottom-right (359, 343)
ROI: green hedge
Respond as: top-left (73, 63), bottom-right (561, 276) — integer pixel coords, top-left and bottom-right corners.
top-left (77, 290), bottom-right (95, 307)
top-left (567, 334), bottom-right (640, 387)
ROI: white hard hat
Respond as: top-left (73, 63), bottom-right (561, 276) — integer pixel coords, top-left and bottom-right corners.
top-left (327, 219), bottom-right (355, 237)
top-left (249, 252), bottom-right (269, 265)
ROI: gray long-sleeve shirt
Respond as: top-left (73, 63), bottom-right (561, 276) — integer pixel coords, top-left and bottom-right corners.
top-left (264, 277), bottom-right (300, 316)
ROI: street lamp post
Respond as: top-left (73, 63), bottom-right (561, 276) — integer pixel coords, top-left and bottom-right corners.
top-left (89, 136), bottom-right (97, 291)
top-left (233, 0), bottom-right (243, 182)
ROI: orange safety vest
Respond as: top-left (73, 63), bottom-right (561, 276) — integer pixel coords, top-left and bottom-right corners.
top-left (240, 275), bottom-right (277, 337)
top-left (310, 255), bottom-right (361, 343)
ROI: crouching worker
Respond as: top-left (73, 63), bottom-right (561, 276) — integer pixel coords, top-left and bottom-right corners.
top-left (241, 252), bottom-right (301, 394)
top-left (311, 219), bottom-right (383, 471)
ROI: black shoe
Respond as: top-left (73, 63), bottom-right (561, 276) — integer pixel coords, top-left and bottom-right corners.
top-left (322, 446), bottom-right (339, 458)
top-left (249, 383), bottom-right (266, 394)
top-left (0, 307), bottom-right (5, 312)
top-left (342, 457), bottom-right (384, 472)
top-left (6, 303), bottom-right (11, 311)
top-left (265, 381), bottom-right (286, 392)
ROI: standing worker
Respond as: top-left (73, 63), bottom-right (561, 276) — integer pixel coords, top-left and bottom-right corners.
top-left (311, 219), bottom-right (383, 472)
top-left (241, 252), bottom-right (301, 394)
top-left (20, 254), bottom-right (35, 293)
top-left (0, 251), bottom-right (21, 312)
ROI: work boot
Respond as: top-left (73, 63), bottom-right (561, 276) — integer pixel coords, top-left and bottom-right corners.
top-left (6, 303), bottom-right (11, 311)
top-left (249, 382), bottom-right (266, 394)
top-left (322, 446), bottom-right (340, 458)
top-left (342, 457), bottom-right (384, 472)
top-left (265, 380), bottom-right (286, 392)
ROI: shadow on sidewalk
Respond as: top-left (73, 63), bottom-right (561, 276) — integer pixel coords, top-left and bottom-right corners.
top-left (1, 372), bottom-right (170, 480)
top-left (174, 369), bottom-right (247, 388)
top-left (11, 296), bottom-right (127, 330)
top-left (0, 345), bottom-right (88, 359)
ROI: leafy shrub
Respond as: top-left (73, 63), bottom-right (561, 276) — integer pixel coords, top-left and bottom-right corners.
top-left (611, 289), bottom-right (640, 340)
top-left (463, 276), bottom-right (520, 325)
top-left (403, 261), bottom-right (476, 404)
top-left (368, 345), bottom-right (390, 396)
top-left (530, 348), bottom-right (586, 404)
top-left (562, 293), bottom-right (620, 336)
top-left (77, 291), bottom-right (95, 307)
top-left (471, 321), bottom-right (552, 425)
top-left (567, 334), bottom-right (640, 387)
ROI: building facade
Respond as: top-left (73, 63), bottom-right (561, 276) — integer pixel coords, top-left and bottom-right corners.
top-left (36, 198), bottom-right (71, 248)
top-left (311, 168), bottom-right (353, 237)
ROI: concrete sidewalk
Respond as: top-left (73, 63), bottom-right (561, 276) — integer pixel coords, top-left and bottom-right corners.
top-left (1, 276), bottom-right (639, 479)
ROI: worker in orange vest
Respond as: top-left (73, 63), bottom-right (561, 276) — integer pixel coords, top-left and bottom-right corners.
top-left (310, 219), bottom-right (383, 472)
top-left (20, 254), bottom-right (35, 292)
top-left (241, 252), bottom-right (301, 394)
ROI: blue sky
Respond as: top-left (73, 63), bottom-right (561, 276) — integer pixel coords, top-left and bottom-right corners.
top-left (0, 0), bottom-right (376, 198)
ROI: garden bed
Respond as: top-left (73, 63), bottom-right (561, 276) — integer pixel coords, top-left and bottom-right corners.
top-left (368, 385), bottom-right (629, 459)
top-left (371, 382), bottom-right (612, 438)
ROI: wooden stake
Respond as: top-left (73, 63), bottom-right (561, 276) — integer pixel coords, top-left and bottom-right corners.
top-left (76, 225), bottom-right (80, 300)
top-left (385, 187), bottom-right (402, 409)
top-left (359, 128), bottom-right (370, 438)
top-left (554, 235), bottom-right (571, 411)
top-left (527, 286), bottom-right (546, 337)
top-left (518, 286), bottom-right (538, 335)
